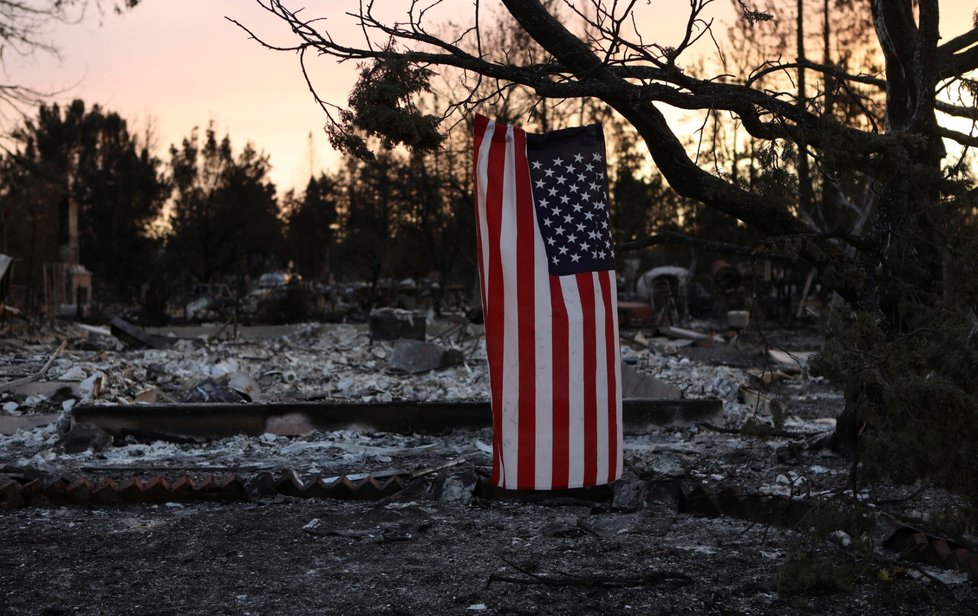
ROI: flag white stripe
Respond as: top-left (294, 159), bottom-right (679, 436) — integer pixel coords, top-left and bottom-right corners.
top-left (560, 275), bottom-right (586, 489)
top-left (532, 204), bottom-right (554, 491)
top-left (475, 120), bottom-right (495, 303)
top-left (609, 272), bottom-right (624, 480)
top-left (592, 271), bottom-right (609, 483)
top-left (499, 125), bottom-right (520, 489)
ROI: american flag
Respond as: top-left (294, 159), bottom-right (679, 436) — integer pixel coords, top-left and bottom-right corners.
top-left (473, 115), bottom-right (622, 491)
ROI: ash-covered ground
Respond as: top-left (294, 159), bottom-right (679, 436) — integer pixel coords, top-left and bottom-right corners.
top-left (1, 320), bottom-right (975, 615)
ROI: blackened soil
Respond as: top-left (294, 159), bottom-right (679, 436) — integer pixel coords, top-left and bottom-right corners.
top-left (1, 483), bottom-right (975, 616)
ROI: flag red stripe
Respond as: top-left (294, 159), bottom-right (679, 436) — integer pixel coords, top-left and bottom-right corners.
top-left (549, 276), bottom-right (570, 489)
top-left (484, 122), bottom-right (509, 486)
top-left (577, 272), bottom-right (598, 488)
top-left (599, 270), bottom-right (619, 484)
top-left (513, 127), bottom-right (537, 490)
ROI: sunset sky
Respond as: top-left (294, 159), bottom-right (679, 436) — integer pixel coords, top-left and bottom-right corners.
top-left (5, 1), bottom-right (977, 194)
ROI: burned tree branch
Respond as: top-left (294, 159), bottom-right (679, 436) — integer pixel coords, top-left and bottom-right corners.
top-left (940, 125), bottom-right (978, 148)
top-left (936, 100), bottom-right (978, 122)
top-left (616, 230), bottom-right (780, 258)
top-left (747, 60), bottom-right (886, 90)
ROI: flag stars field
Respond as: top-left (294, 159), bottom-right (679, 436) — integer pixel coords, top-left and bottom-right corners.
top-left (528, 143), bottom-right (615, 276)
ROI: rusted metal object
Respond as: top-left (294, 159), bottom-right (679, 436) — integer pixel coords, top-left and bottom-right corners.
top-left (710, 260), bottom-right (742, 294)
top-left (616, 301), bottom-right (654, 328)
top-left (0, 470), bottom-right (411, 509)
top-left (884, 527), bottom-right (978, 581)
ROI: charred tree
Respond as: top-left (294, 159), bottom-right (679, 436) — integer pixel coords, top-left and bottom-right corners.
top-left (236, 0), bottom-right (978, 519)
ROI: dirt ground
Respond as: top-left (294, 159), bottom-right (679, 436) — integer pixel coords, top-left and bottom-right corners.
top-left (1, 321), bottom-right (977, 614)
top-left (2, 472), bottom-right (976, 615)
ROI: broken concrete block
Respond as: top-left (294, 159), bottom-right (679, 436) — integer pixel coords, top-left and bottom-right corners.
top-left (369, 308), bottom-right (425, 341)
top-left (57, 366), bottom-right (88, 381)
top-left (388, 339), bottom-right (457, 374)
top-left (7, 381), bottom-right (79, 399)
top-left (0, 413), bottom-right (59, 436)
top-left (78, 373), bottom-right (105, 401)
top-left (57, 422), bottom-right (113, 454)
top-left (767, 349), bottom-right (815, 374)
top-left (621, 364), bottom-right (682, 399)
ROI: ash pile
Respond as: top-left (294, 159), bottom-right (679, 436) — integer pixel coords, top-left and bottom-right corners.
top-left (1, 310), bottom-right (836, 482)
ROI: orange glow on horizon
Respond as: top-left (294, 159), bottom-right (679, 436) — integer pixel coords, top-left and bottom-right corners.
top-left (4, 1), bottom-right (977, 194)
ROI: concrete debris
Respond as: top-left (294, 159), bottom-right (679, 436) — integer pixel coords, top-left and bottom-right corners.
top-left (57, 365), bottom-right (88, 381)
top-left (634, 351), bottom-right (743, 407)
top-left (388, 339), bottom-right (463, 374)
top-left (767, 349), bottom-right (815, 374)
top-left (181, 378), bottom-right (245, 404)
top-left (264, 413), bottom-right (316, 436)
top-left (621, 364), bottom-right (682, 399)
top-left (439, 470), bottom-right (477, 506)
top-left (78, 372), bottom-right (105, 402)
top-left (0, 414), bottom-right (58, 436)
top-left (56, 422), bottom-right (113, 454)
top-left (69, 398), bottom-right (722, 441)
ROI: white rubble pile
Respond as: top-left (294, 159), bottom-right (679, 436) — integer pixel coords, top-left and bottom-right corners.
top-left (7, 426), bottom-right (495, 476)
top-left (0, 321), bottom-right (841, 476)
top-left (632, 349), bottom-right (743, 402)
top-left (37, 323), bottom-right (490, 406)
top-left (630, 345), bottom-right (759, 427)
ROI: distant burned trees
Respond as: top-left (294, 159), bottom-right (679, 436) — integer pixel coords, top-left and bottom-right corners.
top-left (326, 143), bottom-right (477, 291)
top-left (166, 124), bottom-right (283, 285)
top-left (0, 100), bottom-right (167, 304)
top-left (284, 174), bottom-right (339, 282)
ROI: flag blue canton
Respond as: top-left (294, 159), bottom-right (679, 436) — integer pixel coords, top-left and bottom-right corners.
top-left (527, 126), bottom-right (616, 276)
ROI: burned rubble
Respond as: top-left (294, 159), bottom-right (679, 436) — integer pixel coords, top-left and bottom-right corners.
top-left (1, 315), bottom-right (976, 614)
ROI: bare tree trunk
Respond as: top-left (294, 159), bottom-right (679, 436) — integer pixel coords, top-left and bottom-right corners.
top-left (831, 0), bottom-right (946, 454)
top-left (797, 0), bottom-right (815, 226)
